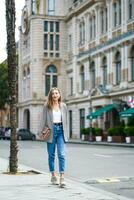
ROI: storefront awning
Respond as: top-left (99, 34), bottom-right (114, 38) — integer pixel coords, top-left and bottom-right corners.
top-left (87, 104), bottom-right (116, 119)
top-left (119, 107), bottom-right (134, 117)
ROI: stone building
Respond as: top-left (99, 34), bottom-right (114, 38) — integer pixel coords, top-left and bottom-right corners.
top-left (18, 0), bottom-right (134, 139)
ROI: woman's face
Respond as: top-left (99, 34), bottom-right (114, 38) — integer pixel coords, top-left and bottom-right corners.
top-left (52, 89), bottom-right (60, 102)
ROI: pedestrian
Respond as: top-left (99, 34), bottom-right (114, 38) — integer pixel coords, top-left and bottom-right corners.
top-left (41, 87), bottom-right (68, 187)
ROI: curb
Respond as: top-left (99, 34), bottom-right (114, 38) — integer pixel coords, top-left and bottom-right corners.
top-left (67, 140), bottom-right (134, 148)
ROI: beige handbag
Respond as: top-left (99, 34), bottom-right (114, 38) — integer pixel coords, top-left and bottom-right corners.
top-left (39, 126), bottom-right (51, 141)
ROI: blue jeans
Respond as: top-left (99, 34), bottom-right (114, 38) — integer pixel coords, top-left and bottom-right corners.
top-left (47, 124), bottom-right (65, 173)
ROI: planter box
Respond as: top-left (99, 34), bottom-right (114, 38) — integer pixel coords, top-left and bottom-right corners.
top-left (112, 136), bottom-right (125, 143)
top-left (107, 136), bottom-right (112, 142)
top-left (125, 137), bottom-right (130, 143)
top-left (95, 136), bottom-right (102, 142)
top-left (126, 136), bottom-right (134, 143)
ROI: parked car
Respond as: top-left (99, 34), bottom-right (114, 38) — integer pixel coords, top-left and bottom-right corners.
top-left (17, 129), bottom-right (36, 140)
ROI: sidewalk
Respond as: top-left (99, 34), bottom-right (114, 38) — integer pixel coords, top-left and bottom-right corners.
top-left (68, 139), bottom-right (134, 148)
top-left (0, 157), bottom-right (131, 200)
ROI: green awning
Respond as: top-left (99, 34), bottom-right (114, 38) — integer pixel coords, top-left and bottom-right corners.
top-left (119, 107), bottom-right (134, 117)
top-left (87, 104), bottom-right (116, 119)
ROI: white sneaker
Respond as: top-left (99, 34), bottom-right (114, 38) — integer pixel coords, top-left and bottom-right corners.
top-left (51, 176), bottom-right (58, 185)
top-left (59, 177), bottom-right (66, 188)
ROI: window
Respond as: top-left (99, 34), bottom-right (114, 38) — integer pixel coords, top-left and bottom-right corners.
top-left (79, 24), bottom-right (82, 43)
top-left (55, 22), bottom-right (59, 32)
top-left (69, 111), bottom-right (72, 138)
top-left (79, 21), bottom-right (85, 44)
top-left (44, 21), bottom-right (48, 32)
top-left (93, 15), bottom-right (96, 38)
top-left (70, 77), bottom-right (73, 95)
top-left (45, 65), bottom-right (57, 96)
top-left (102, 57), bottom-right (107, 85)
top-left (101, 10), bottom-right (104, 34)
top-left (89, 17), bottom-right (92, 39)
top-left (44, 21), bottom-right (60, 57)
top-left (105, 8), bottom-right (108, 31)
top-left (68, 34), bottom-right (72, 52)
top-left (27, 68), bottom-right (30, 98)
top-left (31, 0), bottom-right (36, 14)
top-left (44, 34), bottom-right (48, 50)
top-left (55, 35), bottom-right (59, 51)
top-left (115, 52), bottom-right (121, 85)
top-left (90, 61), bottom-right (96, 88)
top-left (80, 66), bottom-right (85, 92)
top-left (128, 0), bottom-right (133, 19)
top-left (50, 21), bottom-right (54, 32)
top-left (131, 47), bottom-right (134, 81)
top-left (50, 34), bottom-right (54, 50)
top-left (113, 2), bottom-right (117, 27)
top-left (119, 0), bottom-right (121, 25)
top-left (48, 0), bottom-right (55, 15)
top-left (79, 109), bottom-right (85, 138)
top-left (23, 70), bottom-right (26, 99)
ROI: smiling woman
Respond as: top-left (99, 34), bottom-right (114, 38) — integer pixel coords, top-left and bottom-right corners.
top-left (0, 0), bottom-right (25, 62)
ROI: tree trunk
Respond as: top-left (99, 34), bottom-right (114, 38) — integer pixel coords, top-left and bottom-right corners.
top-left (5, 0), bottom-right (18, 173)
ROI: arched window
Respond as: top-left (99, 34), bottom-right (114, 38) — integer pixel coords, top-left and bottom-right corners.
top-left (90, 61), bottom-right (95, 88)
top-left (45, 65), bottom-right (57, 96)
top-left (102, 57), bottom-right (107, 85)
top-left (115, 52), bottom-right (121, 85)
top-left (131, 47), bottom-right (134, 81)
top-left (80, 66), bottom-right (85, 92)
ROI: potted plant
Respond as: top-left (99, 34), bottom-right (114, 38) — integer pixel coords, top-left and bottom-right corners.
top-left (124, 126), bottom-right (134, 143)
top-left (81, 128), bottom-right (90, 141)
top-left (94, 128), bottom-right (103, 142)
top-left (107, 128), bottom-right (113, 142)
top-left (107, 126), bottom-right (125, 143)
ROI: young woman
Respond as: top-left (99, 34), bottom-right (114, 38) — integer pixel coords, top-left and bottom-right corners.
top-left (41, 87), bottom-right (68, 187)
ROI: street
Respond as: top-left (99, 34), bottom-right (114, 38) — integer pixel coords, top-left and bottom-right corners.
top-left (0, 140), bottom-right (134, 199)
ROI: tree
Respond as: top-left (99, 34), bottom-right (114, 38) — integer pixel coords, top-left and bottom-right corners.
top-left (0, 63), bottom-right (9, 126)
top-left (5, 0), bottom-right (18, 173)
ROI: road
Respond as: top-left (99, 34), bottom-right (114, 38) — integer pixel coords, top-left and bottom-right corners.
top-left (0, 140), bottom-right (134, 199)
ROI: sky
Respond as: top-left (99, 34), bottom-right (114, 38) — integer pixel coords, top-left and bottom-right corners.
top-left (0, 0), bottom-right (25, 63)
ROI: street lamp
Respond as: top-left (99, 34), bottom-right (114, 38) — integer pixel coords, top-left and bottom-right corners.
top-left (88, 88), bottom-right (96, 142)
top-left (88, 85), bottom-right (109, 142)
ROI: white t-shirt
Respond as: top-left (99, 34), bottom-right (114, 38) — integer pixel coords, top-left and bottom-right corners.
top-left (53, 109), bottom-right (62, 123)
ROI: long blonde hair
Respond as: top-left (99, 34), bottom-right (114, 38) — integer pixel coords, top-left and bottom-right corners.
top-left (47, 87), bottom-right (61, 109)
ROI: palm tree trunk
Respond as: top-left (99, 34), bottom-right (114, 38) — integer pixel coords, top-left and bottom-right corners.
top-left (5, 0), bottom-right (18, 173)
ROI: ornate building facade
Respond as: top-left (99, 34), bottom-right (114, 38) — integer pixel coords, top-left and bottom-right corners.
top-left (18, 0), bottom-right (134, 139)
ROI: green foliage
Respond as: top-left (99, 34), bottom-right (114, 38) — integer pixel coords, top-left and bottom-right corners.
top-left (107, 127), bottom-right (125, 136)
top-left (0, 63), bottom-right (9, 109)
top-left (127, 117), bottom-right (134, 127)
top-left (107, 128), bottom-right (114, 136)
top-left (94, 127), bottom-right (103, 136)
top-left (124, 127), bottom-right (134, 137)
top-left (81, 127), bottom-right (95, 135)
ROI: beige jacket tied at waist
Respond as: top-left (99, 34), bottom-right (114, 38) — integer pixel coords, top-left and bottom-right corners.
top-left (40, 102), bottom-right (69, 143)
